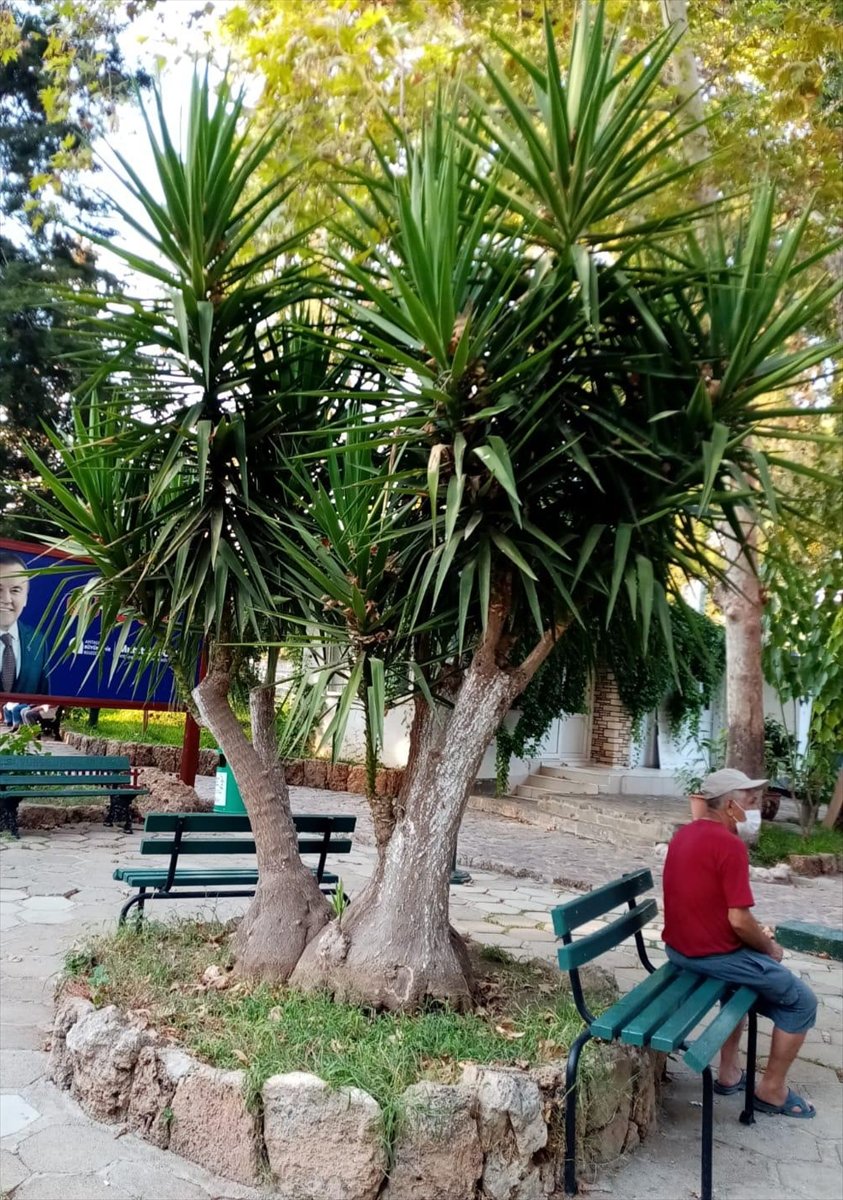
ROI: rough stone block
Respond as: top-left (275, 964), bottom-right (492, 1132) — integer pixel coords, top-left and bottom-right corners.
top-left (168, 1065), bottom-right (262, 1187)
top-left (461, 1065), bottom-right (550, 1200)
top-left (327, 762), bottom-right (350, 791)
top-left (347, 765), bottom-right (367, 794)
top-left (127, 1045), bottom-right (195, 1148)
top-left (48, 992), bottom-right (95, 1089)
top-left (383, 1081), bottom-right (482, 1200)
top-left (261, 1071), bottom-right (387, 1200)
top-left (65, 1005), bottom-right (150, 1122)
top-left (284, 758), bottom-right (305, 786)
top-left (303, 759), bottom-right (328, 790)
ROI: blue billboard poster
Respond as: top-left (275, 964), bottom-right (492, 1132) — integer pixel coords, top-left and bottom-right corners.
top-left (0, 538), bottom-right (180, 710)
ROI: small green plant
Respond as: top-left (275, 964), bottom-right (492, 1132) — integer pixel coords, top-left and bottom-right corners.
top-left (89, 963), bottom-right (111, 1006)
top-left (329, 881), bottom-right (348, 919)
top-left (673, 729), bottom-right (727, 796)
top-left (159, 1105), bottom-right (174, 1130)
top-left (0, 723), bottom-right (42, 755)
top-left (65, 947), bottom-right (97, 976)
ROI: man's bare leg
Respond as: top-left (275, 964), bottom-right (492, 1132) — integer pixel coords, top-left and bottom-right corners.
top-left (718, 1018), bottom-right (746, 1087)
top-left (755, 1027), bottom-right (812, 1110)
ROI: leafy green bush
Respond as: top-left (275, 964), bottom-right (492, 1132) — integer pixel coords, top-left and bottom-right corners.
top-left (750, 823), bottom-right (843, 867)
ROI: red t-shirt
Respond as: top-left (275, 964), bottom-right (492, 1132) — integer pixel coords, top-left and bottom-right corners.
top-left (662, 819), bottom-right (755, 957)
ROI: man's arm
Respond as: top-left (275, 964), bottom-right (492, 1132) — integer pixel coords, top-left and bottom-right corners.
top-left (728, 908), bottom-right (784, 960)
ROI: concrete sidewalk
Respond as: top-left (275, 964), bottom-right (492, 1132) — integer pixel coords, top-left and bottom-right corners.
top-left (1, 790), bottom-right (841, 1199)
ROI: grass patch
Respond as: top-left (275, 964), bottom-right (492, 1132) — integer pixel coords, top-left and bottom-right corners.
top-left (64, 920), bottom-right (605, 1150)
top-left (750, 823), bottom-right (843, 867)
top-left (64, 709), bottom-right (219, 749)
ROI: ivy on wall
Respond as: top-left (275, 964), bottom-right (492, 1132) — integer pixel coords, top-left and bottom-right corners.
top-left (495, 599), bottom-right (725, 794)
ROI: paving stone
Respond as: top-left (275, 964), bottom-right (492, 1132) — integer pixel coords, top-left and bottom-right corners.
top-left (0, 889), bottom-right (28, 901)
top-left (778, 1161), bottom-right (843, 1193)
top-left (19, 895), bottom-right (75, 913)
top-left (0, 1148), bottom-right (28, 1191)
top-left (0, 910), bottom-right (20, 930)
top-left (105, 1158), bottom-right (212, 1198)
top-left (11, 1174), bottom-right (132, 1200)
top-left (0, 1050), bottom-right (46, 1088)
top-left (16, 1124), bottom-right (140, 1174)
top-left (0, 1094), bottom-right (40, 1138)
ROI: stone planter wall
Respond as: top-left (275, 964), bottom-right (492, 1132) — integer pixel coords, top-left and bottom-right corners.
top-left (50, 990), bottom-right (665, 1199)
top-left (787, 852), bottom-right (843, 877)
top-left (63, 731), bottom-right (405, 797)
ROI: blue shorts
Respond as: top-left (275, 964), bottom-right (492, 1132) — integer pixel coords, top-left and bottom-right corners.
top-left (665, 945), bottom-right (817, 1035)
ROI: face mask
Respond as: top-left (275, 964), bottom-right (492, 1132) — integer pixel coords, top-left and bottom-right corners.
top-left (733, 803), bottom-right (762, 839)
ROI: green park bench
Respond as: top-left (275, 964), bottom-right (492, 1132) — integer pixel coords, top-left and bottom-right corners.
top-left (553, 868), bottom-right (759, 1200)
top-left (114, 811), bottom-right (356, 924)
top-left (0, 754), bottom-right (148, 839)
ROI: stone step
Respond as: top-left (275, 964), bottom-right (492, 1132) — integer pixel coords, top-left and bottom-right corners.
top-left (469, 791), bottom-right (680, 849)
top-left (523, 773), bottom-right (599, 796)
top-left (534, 795), bottom-right (681, 845)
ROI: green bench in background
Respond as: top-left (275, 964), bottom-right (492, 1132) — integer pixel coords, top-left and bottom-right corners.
top-left (114, 811), bottom-right (356, 924)
top-left (552, 868), bottom-right (759, 1200)
top-left (0, 755), bottom-right (148, 838)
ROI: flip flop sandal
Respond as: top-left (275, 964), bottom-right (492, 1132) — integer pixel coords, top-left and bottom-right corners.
top-left (713, 1070), bottom-right (746, 1096)
top-left (753, 1088), bottom-right (816, 1118)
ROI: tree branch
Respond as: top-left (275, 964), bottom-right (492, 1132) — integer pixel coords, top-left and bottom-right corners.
top-left (508, 619), bottom-right (571, 698)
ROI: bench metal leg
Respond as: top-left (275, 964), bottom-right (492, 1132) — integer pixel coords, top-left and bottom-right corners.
top-left (701, 1065), bottom-right (714, 1200)
top-left (105, 794), bottom-right (133, 834)
top-left (0, 799), bottom-right (20, 839)
top-left (118, 888), bottom-right (147, 927)
top-left (564, 1028), bottom-right (593, 1196)
top-left (740, 1006), bottom-right (757, 1127)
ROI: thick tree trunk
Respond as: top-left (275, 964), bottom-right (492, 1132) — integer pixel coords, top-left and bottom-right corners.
top-left (715, 517), bottom-right (766, 779)
top-left (290, 659), bottom-right (516, 1009)
top-left (193, 648), bottom-right (330, 982)
top-left (291, 605), bottom-right (566, 1010)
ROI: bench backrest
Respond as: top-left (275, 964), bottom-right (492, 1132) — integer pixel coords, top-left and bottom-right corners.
top-left (0, 755), bottom-right (130, 773)
top-left (551, 869), bottom-right (657, 1023)
top-left (139, 811), bottom-right (356, 883)
top-left (0, 755), bottom-right (134, 789)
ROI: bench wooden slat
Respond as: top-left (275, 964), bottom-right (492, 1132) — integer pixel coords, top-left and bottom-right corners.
top-left (683, 987), bottom-right (758, 1074)
top-left (142, 812), bottom-right (357, 834)
top-left (590, 962), bottom-right (679, 1041)
top-left (620, 969), bottom-right (703, 1046)
top-left (649, 977), bottom-right (731, 1052)
top-left (556, 898), bottom-right (658, 970)
top-left (5, 787), bottom-right (145, 798)
top-left (139, 837), bottom-right (353, 857)
top-left (113, 868), bottom-right (340, 889)
top-left (0, 773), bottom-right (135, 786)
top-left (551, 869), bottom-right (653, 936)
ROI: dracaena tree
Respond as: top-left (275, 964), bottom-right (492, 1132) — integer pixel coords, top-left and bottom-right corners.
top-left (26, 73), bottom-right (383, 980)
top-left (286, 10), bottom-right (841, 1008)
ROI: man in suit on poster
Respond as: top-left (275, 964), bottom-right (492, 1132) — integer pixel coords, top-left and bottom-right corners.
top-left (0, 550), bottom-right (51, 701)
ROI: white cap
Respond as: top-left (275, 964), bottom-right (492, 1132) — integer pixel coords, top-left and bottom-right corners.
top-left (700, 768), bottom-right (767, 800)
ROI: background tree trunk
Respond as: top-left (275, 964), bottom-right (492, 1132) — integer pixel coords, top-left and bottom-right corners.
top-left (662, 0), bottom-right (767, 780)
top-left (194, 644), bottom-right (330, 982)
top-left (714, 517), bottom-right (766, 778)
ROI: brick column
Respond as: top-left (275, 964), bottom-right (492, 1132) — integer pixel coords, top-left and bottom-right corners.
top-left (589, 665), bottom-right (633, 767)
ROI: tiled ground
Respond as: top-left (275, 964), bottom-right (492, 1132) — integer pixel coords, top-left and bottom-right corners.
top-left (1, 787), bottom-right (841, 1199)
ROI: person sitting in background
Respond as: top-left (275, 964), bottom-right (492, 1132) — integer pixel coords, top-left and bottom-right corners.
top-left (22, 703), bottom-right (58, 730)
top-left (662, 768), bottom-right (818, 1118)
top-left (2, 700), bottom-right (31, 731)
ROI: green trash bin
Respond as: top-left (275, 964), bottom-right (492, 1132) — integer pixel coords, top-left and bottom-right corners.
top-left (214, 751), bottom-right (246, 815)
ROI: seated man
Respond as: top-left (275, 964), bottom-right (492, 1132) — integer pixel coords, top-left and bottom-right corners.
top-left (662, 768), bottom-right (817, 1118)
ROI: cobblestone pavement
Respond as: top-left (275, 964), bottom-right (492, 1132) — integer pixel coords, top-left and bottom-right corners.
top-left (1, 790), bottom-right (841, 1200)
